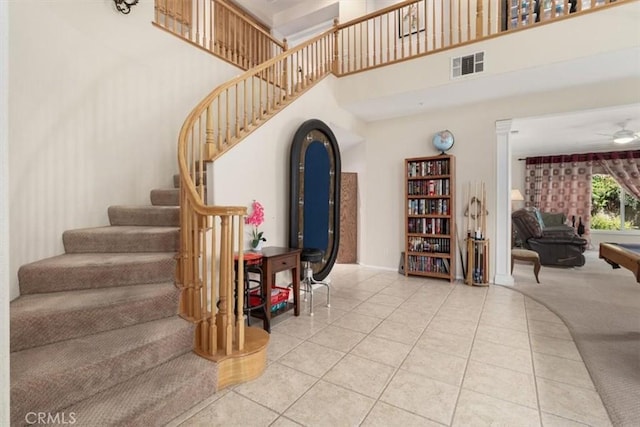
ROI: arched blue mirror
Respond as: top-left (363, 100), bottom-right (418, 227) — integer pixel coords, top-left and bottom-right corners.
top-left (289, 119), bottom-right (341, 280)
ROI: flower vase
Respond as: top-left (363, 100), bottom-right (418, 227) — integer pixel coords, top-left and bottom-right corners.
top-left (251, 240), bottom-right (264, 252)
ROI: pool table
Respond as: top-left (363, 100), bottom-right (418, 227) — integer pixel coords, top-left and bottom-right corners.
top-left (599, 243), bottom-right (640, 283)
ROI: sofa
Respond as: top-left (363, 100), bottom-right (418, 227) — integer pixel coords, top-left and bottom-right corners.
top-left (512, 208), bottom-right (588, 267)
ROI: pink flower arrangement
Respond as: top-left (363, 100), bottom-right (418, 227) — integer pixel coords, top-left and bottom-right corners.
top-left (245, 200), bottom-right (266, 248)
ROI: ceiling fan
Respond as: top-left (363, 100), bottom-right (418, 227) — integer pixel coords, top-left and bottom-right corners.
top-left (599, 120), bottom-right (640, 144)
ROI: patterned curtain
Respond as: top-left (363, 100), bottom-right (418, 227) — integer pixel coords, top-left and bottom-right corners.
top-left (595, 151), bottom-right (640, 200)
top-left (524, 155), bottom-right (593, 240)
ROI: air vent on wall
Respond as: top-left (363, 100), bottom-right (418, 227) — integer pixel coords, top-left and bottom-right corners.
top-left (451, 52), bottom-right (484, 78)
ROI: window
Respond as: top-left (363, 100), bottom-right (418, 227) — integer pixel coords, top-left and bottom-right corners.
top-left (591, 174), bottom-right (640, 231)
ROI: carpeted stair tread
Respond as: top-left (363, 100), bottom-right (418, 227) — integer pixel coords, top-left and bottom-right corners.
top-left (18, 252), bottom-right (176, 294)
top-left (10, 316), bottom-right (194, 425)
top-left (108, 205), bottom-right (179, 227)
top-left (59, 352), bottom-right (217, 426)
top-left (10, 283), bottom-right (179, 352)
top-left (63, 225), bottom-right (179, 253)
top-left (150, 188), bottom-right (180, 206)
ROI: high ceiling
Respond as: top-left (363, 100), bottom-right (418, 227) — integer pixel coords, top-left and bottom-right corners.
top-left (231, 0), bottom-right (640, 157)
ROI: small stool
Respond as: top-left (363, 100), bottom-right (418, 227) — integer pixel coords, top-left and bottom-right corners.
top-left (300, 248), bottom-right (330, 316)
top-left (511, 248), bottom-right (541, 283)
top-left (234, 252), bottom-right (270, 332)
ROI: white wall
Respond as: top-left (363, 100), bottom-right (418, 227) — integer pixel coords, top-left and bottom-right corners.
top-left (1, 0), bottom-right (9, 422)
top-left (211, 76), bottom-right (367, 274)
top-left (358, 77), bottom-right (640, 278)
top-left (334, 2), bottom-right (640, 115)
top-left (8, 0), bottom-right (241, 300)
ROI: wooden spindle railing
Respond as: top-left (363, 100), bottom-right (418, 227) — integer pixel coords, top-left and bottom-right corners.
top-left (165, 0), bottom-right (628, 377)
top-left (176, 28), bottom-right (334, 364)
top-left (334, 0), bottom-right (623, 76)
top-left (154, 0), bottom-right (285, 71)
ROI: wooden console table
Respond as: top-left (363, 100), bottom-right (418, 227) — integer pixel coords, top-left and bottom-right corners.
top-left (260, 247), bottom-right (301, 319)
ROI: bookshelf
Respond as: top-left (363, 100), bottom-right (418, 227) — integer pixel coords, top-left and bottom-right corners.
top-left (404, 154), bottom-right (456, 282)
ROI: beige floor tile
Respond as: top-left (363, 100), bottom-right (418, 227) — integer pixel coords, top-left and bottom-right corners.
top-left (321, 295), bottom-right (362, 311)
top-left (351, 301), bottom-right (397, 319)
top-left (233, 362), bottom-right (317, 413)
top-left (277, 341), bottom-right (345, 378)
top-left (479, 310), bottom-right (528, 332)
top-left (533, 352), bottom-right (595, 390)
top-left (331, 287), bottom-right (377, 302)
top-left (180, 391), bottom-right (278, 427)
top-left (525, 297), bottom-right (548, 311)
top-left (435, 306), bottom-right (483, 323)
top-left (270, 417), bottom-right (303, 426)
top-left (361, 401), bottom-right (441, 427)
top-left (272, 315), bottom-right (329, 340)
top-left (541, 411), bottom-right (592, 427)
top-left (415, 328), bottom-right (473, 358)
top-left (284, 380), bottom-right (375, 426)
top-left (470, 339), bottom-right (533, 374)
top-left (350, 334), bottom-right (413, 367)
top-left (371, 319), bottom-right (426, 345)
top-left (463, 360), bottom-right (537, 408)
top-left (298, 305), bottom-right (347, 324)
top-left (474, 324), bottom-right (530, 350)
top-left (426, 316), bottom-right (478, 339)
top-left (401, 347), bottom-right (467, 386)
top-left (537, 378), bottom-right (612, 426)
top-left (309, 324), bottom-right (366, 352)
top-left (451, 389), bottom-right (541, 427)
top-left (530, 334), bottom-right (583, 361)
top-left (528, 319), bottom-right (573, 340)
top-left (331, 311), bottom-right (382, 334)
top-left (366, 293), bottom-right (407, 307)
top-left (527, 307), bottom-right (564, 324)
top-left (380, 368), bottom-right (459, 425)
top-left (377, 283), bottom-right (422, 298)
top-left (350, 280), bottom-right (391, 293)
top-left (323, 354), bottom-right (396, 398)
top-left (390, 302), bottom-right (438, 320)
top-left (266, 331), bottom-right (303, 363)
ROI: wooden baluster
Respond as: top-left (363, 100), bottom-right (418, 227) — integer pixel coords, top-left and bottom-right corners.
top-left (225, 89), bottom-right (230, 146)
top-left (235, 83), bottom-right (240, 137)
top-left (336, 21), bottom-right (342, 74)
top-left (206, 105), bottom-right (215, 160)
top-left (209, 219), bottom-right (218, 355)
top-left (236, 218), bottom-right (245, 351)
top-left (476, 0), bottom-right (482, 39)
top-left (282, 39), bottom-right (288, 97)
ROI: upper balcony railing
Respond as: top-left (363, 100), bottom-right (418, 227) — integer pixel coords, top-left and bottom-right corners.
top-left (334, 0), bottom-right (619, 76)
top-left (154, 0), bottom-right (286, 70)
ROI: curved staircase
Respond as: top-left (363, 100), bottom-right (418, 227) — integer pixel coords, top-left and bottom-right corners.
top-left (9, 179), bottom-right (217, 426)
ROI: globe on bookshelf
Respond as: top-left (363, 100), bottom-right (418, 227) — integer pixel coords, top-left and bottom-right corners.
top-left (432, 130), bottom-right (454, 154)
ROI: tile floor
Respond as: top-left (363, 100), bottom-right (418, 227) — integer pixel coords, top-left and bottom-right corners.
top-left (170, 264), bottom-right (612, 427)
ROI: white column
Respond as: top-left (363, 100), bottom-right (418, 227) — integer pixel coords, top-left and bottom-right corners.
top-left (494, 119), bottom-right (514, 286)
top-left (1, 0), bottom-right (10, 423)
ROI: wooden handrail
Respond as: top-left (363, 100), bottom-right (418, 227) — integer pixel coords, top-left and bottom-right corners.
top-left (167, 0), bottom-right (629, 366)
top-left (154, 0), bottom-right (285, 71)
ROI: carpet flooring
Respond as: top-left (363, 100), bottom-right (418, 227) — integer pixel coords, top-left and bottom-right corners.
top-left (508, 249), bottom-right (640, 427)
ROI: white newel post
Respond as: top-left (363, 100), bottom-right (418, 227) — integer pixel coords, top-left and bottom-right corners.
top-left (494, 119), bottom-right (514, 286)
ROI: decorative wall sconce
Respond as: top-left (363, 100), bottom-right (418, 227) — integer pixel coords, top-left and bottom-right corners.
top-left (114, 0), bottom-right (139, 14)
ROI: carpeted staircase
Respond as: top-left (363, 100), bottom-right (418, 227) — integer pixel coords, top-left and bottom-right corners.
top-left (10, 176), bottom-right (217, 426)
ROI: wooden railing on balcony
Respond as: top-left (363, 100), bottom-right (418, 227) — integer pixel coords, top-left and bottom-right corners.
top-left (165, 0), bottom-right (627, 377)
top-left (334, 0), bottom-right (621, 76)
top-left (154, 0), bottom-right (286, 70)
